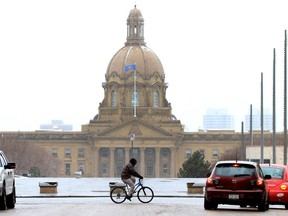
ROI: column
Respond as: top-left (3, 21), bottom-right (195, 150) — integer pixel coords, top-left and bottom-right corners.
top-left (109, 147), bottom-right (115, 177)
top-left (140, 147), bottom-right (145, 176)
top-left (155, 147), bottom-right (160, 177)
top-left (93, 147), bottom-right (99, 177)
top-left (170, 148), bottom-right (176, 177)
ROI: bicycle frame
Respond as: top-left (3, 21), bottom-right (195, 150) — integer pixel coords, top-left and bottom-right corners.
top-left (110, 178), bottom-right (154, 204)
top-left (127, 178), bottom-right (143, 193)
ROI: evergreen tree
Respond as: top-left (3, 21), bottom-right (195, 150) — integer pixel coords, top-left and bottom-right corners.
top-left (178, 150), bottom-right (211, 178)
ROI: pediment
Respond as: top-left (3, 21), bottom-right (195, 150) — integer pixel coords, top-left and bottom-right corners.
top-left (95, 118), bottom-right (174, 138)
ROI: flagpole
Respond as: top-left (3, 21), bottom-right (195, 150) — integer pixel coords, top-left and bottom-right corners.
top-left (134, 64), bottom-right (136, 117)
top-left (124, 63), bottom-right (137, 118)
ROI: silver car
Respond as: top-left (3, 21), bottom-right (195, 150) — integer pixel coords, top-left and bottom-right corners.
top-left (0, 150), bottom-right (16, 210)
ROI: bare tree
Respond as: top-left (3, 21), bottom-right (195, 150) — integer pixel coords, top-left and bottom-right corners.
top-left (0, 134), bottom-right (60, 176)
top-left (219, 146), bottom-right (242, 161)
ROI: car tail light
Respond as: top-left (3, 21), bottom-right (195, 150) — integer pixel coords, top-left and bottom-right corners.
top-left (256, 179), bottom-right (264, 186)
top-left (280, 184), bottom-right (287, 191)
top-left (206, 177), bottom-right (213, 185)
top-left (250, 179), bottom-right (264, 186)
top-left (206, 178), bottom-right (219, 186)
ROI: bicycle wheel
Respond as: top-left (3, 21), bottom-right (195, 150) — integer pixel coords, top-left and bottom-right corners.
top-left (110, 187), bottom-right (127, 204)
top-left (137, 186), bottom-right (154, 203)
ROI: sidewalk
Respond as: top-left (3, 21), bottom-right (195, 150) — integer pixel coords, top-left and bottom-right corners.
top-left (15, 177), bottom-right (205, 198)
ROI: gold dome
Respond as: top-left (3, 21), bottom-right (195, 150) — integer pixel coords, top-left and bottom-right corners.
top-left (105, 45), bottom-right (165, 80)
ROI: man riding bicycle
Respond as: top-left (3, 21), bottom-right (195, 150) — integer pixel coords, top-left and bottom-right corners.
top-left (121, 158), bottom-right (143, 201)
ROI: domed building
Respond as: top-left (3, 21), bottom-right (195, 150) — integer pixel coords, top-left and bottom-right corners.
top-left (91, 6), bottom-right (176, 124)
top-left (82, 6), bottom-right (184, 177)
top-left (1, 6), bottom-right (246, 178)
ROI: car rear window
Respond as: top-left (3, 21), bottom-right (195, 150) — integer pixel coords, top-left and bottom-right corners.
top-left (261, 167), bottom-right (284, 179)
top-left (215, 163), bottom-right (256, 177)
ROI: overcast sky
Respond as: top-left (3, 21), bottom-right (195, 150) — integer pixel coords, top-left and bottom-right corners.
top-left (0, 0), bottom-right (288, 132)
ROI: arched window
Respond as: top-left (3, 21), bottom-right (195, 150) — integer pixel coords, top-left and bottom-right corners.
top-left (111, 90), bottom-right (117, 107)
top-left (131, 90), bottom-right (139, 107)
top-left (153, 90), bottom-right (159, 107)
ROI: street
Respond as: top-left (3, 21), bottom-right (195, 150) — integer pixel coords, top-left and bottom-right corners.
top-left (3, 177), bottom-right (286, 216)
top-left (1, 197), bottom-right (287, 216)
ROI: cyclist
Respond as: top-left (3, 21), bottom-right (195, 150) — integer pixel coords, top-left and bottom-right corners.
top-left (121, 158), bottom-right (143, 201)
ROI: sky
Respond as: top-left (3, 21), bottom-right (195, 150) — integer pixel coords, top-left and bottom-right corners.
top-left (0, 0), bottom-right (288, 132)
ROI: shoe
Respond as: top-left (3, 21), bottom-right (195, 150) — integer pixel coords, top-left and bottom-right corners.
top-left (126, 195), bottom-right (132, 201)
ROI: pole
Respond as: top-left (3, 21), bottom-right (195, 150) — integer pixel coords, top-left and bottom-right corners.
top-left (272, 48), bottom-right (276, 164)
top-left (284, 30), bottom-right (287, 165)
top-left (133, 66), bottom-right (137, 118)
top-left (241, 122), bottom-right (244, 160)
top-left (250, 104), bottom-right (253, 146)
top-left (260, 72), bottom-right (264, 163)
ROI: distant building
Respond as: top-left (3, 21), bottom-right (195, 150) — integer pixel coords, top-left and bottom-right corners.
top-left (203, 108), bottom-right (235, 130)
top-left (244, 108), bottom-right (272, 131)
top-left (40, 120), bottom-right (73, 131)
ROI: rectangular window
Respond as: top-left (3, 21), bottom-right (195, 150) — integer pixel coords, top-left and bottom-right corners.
top-left (162, 164), bottom-right (168, 174)
top-left (213, 149), bottom-right (218, 157)
top-left (101, 164), bottom-right (108, 174)
top-left (51, 148), bottom-right (58, 157)
top-left (116, 163), bottom-right (123, 176)
top-left (116, 148), bottom-right (124, 158)
top-left (65, 149), bottom-right (71, 158)
top-left (100, 148), bottom-right (109, 157)
top-left (65, 163), bottom-right (71, 175)
top-left (185, 150), bottom-right (192, 158)
top-left (78, 163), bottom-right (84, 175)
top-left (199, 149), bottom-right (205, 157)
top-left (78, 148), bottom-right (84, 158)
top-left (161, 148), bottom-right (170, 157)
top-left (147, 164), bottom-right (154, 176)
top-left (131, 148), bottom-right (139, 158)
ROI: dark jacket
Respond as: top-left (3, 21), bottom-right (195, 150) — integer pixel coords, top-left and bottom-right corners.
top-left (121, 162), bottom-right (142, 180)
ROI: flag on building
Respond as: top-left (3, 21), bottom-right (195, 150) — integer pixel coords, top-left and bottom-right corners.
top-left (124, 64), bottom-right (136, 72)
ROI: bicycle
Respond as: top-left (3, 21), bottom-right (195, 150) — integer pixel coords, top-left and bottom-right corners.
top-left (110, 178), bottom-right (154, 204)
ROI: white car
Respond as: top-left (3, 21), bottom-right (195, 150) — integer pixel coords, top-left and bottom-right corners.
top-left (0, 150), bottom-right (16, 210)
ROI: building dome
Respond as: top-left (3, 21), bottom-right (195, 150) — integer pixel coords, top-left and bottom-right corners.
top-left (105, 6), bottom-right (165, 81)
top-left (97, 6), bottom-right (172, 123)
top-left (128, 6), bottom-right (143, 19)
top-left (106, 45), bottom-right (165, 80)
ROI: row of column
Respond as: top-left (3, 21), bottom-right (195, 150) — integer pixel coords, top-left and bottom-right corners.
top-left (92, 147), bottom-right (176, 178)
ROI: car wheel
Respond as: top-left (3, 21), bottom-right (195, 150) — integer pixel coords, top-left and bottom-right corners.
top-left (0, 187), bottom-right (7, 210)
top-left (204, 197), bottom-right (218, 210)
top-left (257, 198), bottom-right (267, 212)
top-left (285, 204), bottom-right (288, 210)
top-left (265, 196), bottom-right (269, 211)
top-left (6, 186), bottom-right (16, 209)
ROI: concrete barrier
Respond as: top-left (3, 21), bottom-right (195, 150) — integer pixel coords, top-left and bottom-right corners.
top-left (187, 182), bottom-right (204, 194)
top-left (39, 182), bottom-right (58, 193)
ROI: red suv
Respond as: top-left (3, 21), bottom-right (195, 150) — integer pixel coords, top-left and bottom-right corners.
top-left (260, 163), bottom-right (288, 209)
top-left (204, 160), bottom-right (271, 211)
